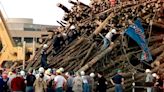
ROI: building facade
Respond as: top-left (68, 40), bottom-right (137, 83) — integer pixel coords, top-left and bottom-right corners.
top-left (6, 18), bottom-right (56, 50)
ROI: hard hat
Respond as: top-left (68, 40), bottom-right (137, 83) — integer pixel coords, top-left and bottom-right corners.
top-left (80, 71), bottom-right (85, 76)
top-left (65, 72), bottom-right (69, 76)
top-left (39, 67), bottom-right (45, 73)
top-left (59, 67), bottom-right (64, 73)
top-left (111, 29), bottom-right (117, 34)
top-left (43, 44), bottom-right (48, 49)
top-left (90, 73), bottom-right (95, 77)
top-left (145, 69), bottom-right (151, 73)
top-left (20, 70), bottom-right (25, 76)
top-left (56, 69), bottom-right (61, 74)
top-left (45, 69), bottom-right (51, 75)
top-left (152, 73), bottom-right (157, 77)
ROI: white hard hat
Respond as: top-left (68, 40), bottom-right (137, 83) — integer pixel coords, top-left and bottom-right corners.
top-left (145, 69), bottom-right (151, 73)
top-left (59, 67), bottom-right (64, 73)
top-left (20, 70), bottom-right (25, 76)
top-left (43, 44), bottom-right (48, 49)
top-left (152, 73), bottom-right (157, 77)
top-left (111, 29), bottom-right (117, 34)
top-left (90, 73), bottom-right (95, 77)
top-left (80, 71), bottom-right (85, 76)
top-left (39, 67), bottom-right (45, 73)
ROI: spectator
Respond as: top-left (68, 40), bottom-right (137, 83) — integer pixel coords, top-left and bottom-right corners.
top-left (145, 69), bottom-right (154, 92)
top-left (89, 73), bottom-right (95, 92)
top-left (80, 71), bottom-right (90, 92)
top-left (25, 68), bottom-right (36, 92)
top-left (96, 71), bottom-right (107, 92)
top-left (33, 73), bottom-right (47, 92)
top-left (110, 69), bottom-right (124, 92)
top-left (66, 71), bottom-right (74, 92)
top-left (0, 69), bottom-right (4, 91)
top-left (2, 71), bottom-right (9, 92)
top-left (72, 72), bottom-right (83, 92)
top-left (7, 69), bottom-right (17, 92)
top-left (11, 70), bottom-right (26, 92)
top-left (54, 69), bottom-right (67, 92)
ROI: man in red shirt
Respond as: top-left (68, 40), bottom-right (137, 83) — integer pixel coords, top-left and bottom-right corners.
top-left (11, 71), bottom-right (26, 92)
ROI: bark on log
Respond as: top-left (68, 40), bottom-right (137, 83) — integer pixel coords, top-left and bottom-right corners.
top-left (78, 42), bottom-right (119, 71)
top-left (151, 51), bottom-right (164, 67)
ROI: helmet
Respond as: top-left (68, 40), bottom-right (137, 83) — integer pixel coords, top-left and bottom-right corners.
top-left (56, 69), bottom-right (61, 74)
top-left (45, 69), bottom-right (51, 75)
top-left (152, 73), bottom-right (157, 77)
top-left (39, 67), bottom-right (45, 73)
top-left (145, 69), bottom-right (151, 73)
top-left (111, 29), bottom-right (117, 34)
top-left (43, 44), bottom-right (48, 49)
top-left (90, 73), bottom-right (95, 77)
top-left (59, 67), bottom-right (64, 73)
top-left (20, 70), bottom-right (25, 76)
top-left (80, 71), bottom-right (85, 76)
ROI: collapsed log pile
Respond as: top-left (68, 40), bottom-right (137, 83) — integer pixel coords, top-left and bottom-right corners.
top-left (26, 0), bottom-right (164, 91)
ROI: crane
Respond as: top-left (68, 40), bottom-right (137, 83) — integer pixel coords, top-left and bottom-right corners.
top-left (0, 10), bottom-right (25, 69)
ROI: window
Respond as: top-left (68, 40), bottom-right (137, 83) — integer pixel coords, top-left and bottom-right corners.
top-left (24, 37), bottom-right (33, 43)
top-left (13, 37), bottom-right (22, 44)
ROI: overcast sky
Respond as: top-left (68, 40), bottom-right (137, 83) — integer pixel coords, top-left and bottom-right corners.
top-left (0, 0), bottom-right (90, 25)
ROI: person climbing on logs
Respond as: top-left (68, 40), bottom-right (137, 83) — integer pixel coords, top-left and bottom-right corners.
top-left (99, 28), bottom-right (119, 50)
top-left (41, 44), bottom-right (48, 69)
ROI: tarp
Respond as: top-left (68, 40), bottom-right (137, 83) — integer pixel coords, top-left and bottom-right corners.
top-left (125, 18), bottom-right (152, 62)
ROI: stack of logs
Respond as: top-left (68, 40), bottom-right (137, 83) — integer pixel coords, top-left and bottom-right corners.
top-left (26, 0), bottom-right (164, 91)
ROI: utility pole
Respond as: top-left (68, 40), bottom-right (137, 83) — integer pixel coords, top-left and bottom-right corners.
top-left (23, 41), bottom-right (26, 70)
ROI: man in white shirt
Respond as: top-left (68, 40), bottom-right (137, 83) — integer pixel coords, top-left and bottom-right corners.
top-left (54, 69), bottom-right (67, 92)
top-left (99, 29), bottom-right (117, 49)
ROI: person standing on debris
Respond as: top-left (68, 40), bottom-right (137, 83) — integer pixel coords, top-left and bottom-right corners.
top-left (99, 28), bottom-right (117, 49)
top-left (110, 69), bottom-right (124, 92)
top-left (41, 44), bottom-right (48, 68)
top-left (54, 69), bottom-right (67, 92)
top-left (145, 69), bottom-right (154, 92)
top-left (11, 70), bottom-right (26, 92)
top-left (96, 71), bottom-right (108, 92)
top-left (72, 72), bottom-right (83, 92)
top-left (25, 68), bottom-right (36, 92)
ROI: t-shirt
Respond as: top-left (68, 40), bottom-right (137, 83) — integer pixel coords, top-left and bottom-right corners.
top-left (26, 74), bottom-right (36, 86)
top-left (112, 74), bottom-right (123, 84)
top-left (145, 73), bottom-right (153, 82)
top-left (105, 30), bottom-right (117, 41)
top-left (67, 76), bottom-right (74, 87)
top-left (97, 77), bottom-right (107, 91)
top-left (54, 75), bottom-right (66, 89)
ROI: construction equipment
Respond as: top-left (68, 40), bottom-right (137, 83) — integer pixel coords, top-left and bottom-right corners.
top-left (0, 10), bottom-right (25, 69)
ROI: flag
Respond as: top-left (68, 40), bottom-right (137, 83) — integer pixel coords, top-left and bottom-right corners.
top-left (125, 18), bottom-right (152, 62)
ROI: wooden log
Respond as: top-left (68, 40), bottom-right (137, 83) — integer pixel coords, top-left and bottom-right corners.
top-left (78, 42), bottom-right (119, 71)
top-left (151, 45), bottom-right (164, 56)
top-left (93, 13), bottom-right (114, 35)
top-left (151, 51), bottom-right (164, 67)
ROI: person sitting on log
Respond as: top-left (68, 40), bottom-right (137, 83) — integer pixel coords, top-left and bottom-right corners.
top-left (99, 28), bottom-right (118, 50)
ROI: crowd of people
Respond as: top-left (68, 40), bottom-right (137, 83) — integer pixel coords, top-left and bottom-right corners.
top-left (0, 67), bottom-right (111, 92)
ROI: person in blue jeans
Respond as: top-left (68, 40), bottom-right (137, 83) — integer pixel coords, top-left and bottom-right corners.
top-left (110, 69), bottom-right (124, 92)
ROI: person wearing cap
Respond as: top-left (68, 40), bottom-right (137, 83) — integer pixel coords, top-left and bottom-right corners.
top-left (72, 72), bottom-right (83, 92)
top-left (41, 44), bottom-right (48, 68)
top-left (110, 69), bottom-right (124, 92)
top-left (99, 28), bottom-right (118, 50)
top-left (11, 71), bottom-right (26, 92)
top-left (54, 69), bottom-right (67, 92)
top-left (145, 69), bottom-right (154, 92)
top-left (88, 73), bottom-right (95, 92)
top-left (96, 71), bottom-right (107, 92)
top-left (33, 73), bottom-right (47, 92)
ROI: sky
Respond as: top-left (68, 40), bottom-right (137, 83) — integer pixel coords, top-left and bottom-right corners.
top-left (0, 0), bottom-right (90, 25)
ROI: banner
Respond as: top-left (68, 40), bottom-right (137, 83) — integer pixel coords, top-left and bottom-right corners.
top-left (125, 18), bottom-right (152, 62)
